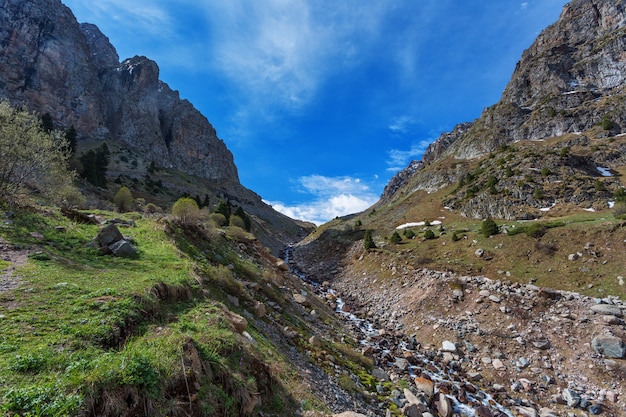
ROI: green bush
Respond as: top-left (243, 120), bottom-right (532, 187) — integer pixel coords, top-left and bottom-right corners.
top-left (113, 186), bottom-right (133, 213)
top-left (389, 231), bottom-right (402, 244)
top-left (363, 230), bottom-right (376, 249)
top-left (172, 197), bottom-right (200, 223)
top-left (481, 218), bottom-right (499, 237)
top-left (602, 114), bottom-right (613, 130)
top-left (423, 229), bottom-right (435, 240)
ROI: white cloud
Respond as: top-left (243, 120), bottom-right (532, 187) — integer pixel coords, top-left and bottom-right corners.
top-left (64, 0), bottom-right (176, 39)
top-left (267, 174), bottom-right (379, 224)
top-left (389, 116), bottom-right (417, 134)
top-left (386, 140), bottom-right (432, 172)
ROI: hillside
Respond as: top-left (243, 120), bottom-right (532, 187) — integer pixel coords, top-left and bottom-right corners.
top-left (0, 0), bottom-right (311, 254)
top-left (292, 1), bottom-right (626, 416)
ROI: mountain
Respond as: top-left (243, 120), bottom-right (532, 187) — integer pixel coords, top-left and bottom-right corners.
top-left (376, 0), bottom-right (626, 221)
top-left (0, 0), bottom-right (312, 253)
top-left (292, 1), bottom-right (626, 415)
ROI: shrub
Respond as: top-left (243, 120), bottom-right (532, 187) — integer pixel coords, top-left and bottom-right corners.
top-left (423, 229), bottom-right (435, 240)
top-left (403, 229), bottom-right (416, 239)
top-left (602, 114), bottom-right (613, 130)
top-left (0, 101), bottom-right (78, 203)
top-left (363, 230), bottom-right (376, 249)
top-left (210, 212), bottom-right (227, 227)
top-left (172, 197), bottom-right (200, 223)
top-left (389, 231), bottom-right (402, 244)
top-left (614, 202), bottom-right (626, 219)
top-left (614, 188), bottom-right (626, 203)
top-left (560, 146), bottom-right (570, 157)
top-left (541, 167), bottom-right (551, 177)
top-left (481, 218), bottom-right (499, 237)
top-left (229, 214), bottom-right (245, 229)
top-left (113, 186), bottom-right (133, 213)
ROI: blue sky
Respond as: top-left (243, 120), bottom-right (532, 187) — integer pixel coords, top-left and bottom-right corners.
top-left (62, 0), bottom-right (566, 224)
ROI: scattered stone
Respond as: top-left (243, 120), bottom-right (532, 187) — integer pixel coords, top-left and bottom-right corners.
top-left (488, 294), bottom-right (501, 303)
top-left (592, 335), bottom-right (626, 358)
top-left (309, 335), bottom-right (322, 347)
top-left (538, 408), bottom-right (558, 417)
top-left (414, 377), bottom-right (435, 399)
top-left (372, 367), bottom-right (389, 382)
top-left (223, 310), bottom-right (247, 334)
top-left (562, 388), bottom-right (581, 407)
top-left (467, 372), bottom-right (482, 381)
top-left (395, 358), bottom-right (410, 371)
top-left (401, 403), bottom-right (422, 417)
top-left (293, 293), bottom-right (310, 306)
top-left (252, 301), bottom-right (266, 317)
top-left (475, 248), bottom-right (485, 258)
top-left (108, 239), bottom-right (137, 258)
top-left (333, 412), bottom-right (368, 417)
top-left (518, 357), bottom-right (530, 369)
top-left (492, 358), bottom-right (506, 370)
top-left (475, 406), bottom-right (493, 417)
top-left (532, 338), bottom-right (551, 350)
top-left (442, 340), bottom-right (456, 352)
top-left (515, 406), bottom-right (538, 417)
top-left (590, 304), bottom-right (622, 317)
top-left (275, 259), bottom-right (289, 271)
top-left (568, 253), bottom-right (580, 261)
top-left (435, 393), bottom-right (453, 417)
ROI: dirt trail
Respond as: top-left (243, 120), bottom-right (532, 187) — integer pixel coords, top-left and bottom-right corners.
top-left (0, 237), bottom-right (29, 292)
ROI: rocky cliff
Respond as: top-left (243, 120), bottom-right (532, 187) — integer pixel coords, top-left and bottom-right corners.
top-left (0, 0), bottom-right (237, 182)
top-left (381, 0), bottom-right (626, 219)
top-left (432, 0), bottom-right (626, 161)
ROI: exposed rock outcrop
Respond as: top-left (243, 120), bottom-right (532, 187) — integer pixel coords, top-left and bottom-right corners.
top-left (0, 0), bottom-right (237, 182)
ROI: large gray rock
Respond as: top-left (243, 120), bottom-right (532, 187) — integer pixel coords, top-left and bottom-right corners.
top-left (590, 304), bottom-right (623, 317)
top-left (108, 239), bottom-right (137, 258)
top-left (0, 0), bottom-right (238, 182)
top-left (592, 335), bottom-right (626, 358)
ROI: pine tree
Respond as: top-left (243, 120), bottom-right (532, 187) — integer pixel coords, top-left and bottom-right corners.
top-left (364, 229), bottom-right (376, 249)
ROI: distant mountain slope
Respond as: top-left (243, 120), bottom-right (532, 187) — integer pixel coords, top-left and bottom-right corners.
top-left (380, 0), bottom-right (626, 220)
top-left (0, 0), bottom-right (312, 251)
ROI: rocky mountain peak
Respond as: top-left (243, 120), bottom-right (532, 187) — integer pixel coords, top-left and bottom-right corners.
top-left (0, 0), bottom-right (238, 183)
top-left (382, 0), bottom-right (626, 216)
top-left (79, 22), bottom-right (119, 70)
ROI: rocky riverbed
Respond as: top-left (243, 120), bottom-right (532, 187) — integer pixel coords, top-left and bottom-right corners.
top-left (293, 242), bottom-right (625, 417)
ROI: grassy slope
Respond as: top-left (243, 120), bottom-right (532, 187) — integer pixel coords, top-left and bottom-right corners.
top-left (0, 207), bottom-right (366, 416)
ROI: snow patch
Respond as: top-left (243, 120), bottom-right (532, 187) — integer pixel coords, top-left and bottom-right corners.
top-left (583, 208), bottom-right (596, 212)
top-left (540, 202), bottom-right (557, 212)
top-left (597, 167), bottom-right (613, 177)
top-left (396, 220), bottom-right (442, 229)
top-left (608, 201), bottom-right (615, 208)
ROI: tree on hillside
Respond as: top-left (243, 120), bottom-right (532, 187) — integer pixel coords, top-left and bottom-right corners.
top-left (234, 206), bottom-right (251, 231)
top-left (0, 101), bottom-right (77, 203)
top-left (364, 229), bottom-right (376, 249)
top-left (481, 217), bottom-right (499, 237)
top-left (214, 199), bottom-right (232, 219)
top-left (79, 143), bottom-right (110, 187)
top-left (172, 197), bottom-right (200, 223)
top-left (64, 125), bottom-right (77, 156)
top-left (113, 186), bottom-right (133, 213)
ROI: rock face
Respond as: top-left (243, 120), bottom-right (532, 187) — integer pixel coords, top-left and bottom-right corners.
top-left (0, 0), bottom-right (237, 182)
top-left (381, 0), bottom-right (626, 212)
top-left (436, 0), bottom-right (626, 161)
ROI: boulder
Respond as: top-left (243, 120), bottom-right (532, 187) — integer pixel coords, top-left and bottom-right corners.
top-left (96, 224), bottom-right (124, 248)
top-left (590, 304), bottom-right (622, 317)
top-left (293, 293), bottom-right (310, 307)
top-left (224, 310), bottom-right (248, 334)
top-left (414, 376), bottom-right (435, 399)
top-left (108, 239), bottom-right (137, 258)
top-left (592, 335), bottom-right (626, 358)
top-left (435, 393), bottom-right (453, 417)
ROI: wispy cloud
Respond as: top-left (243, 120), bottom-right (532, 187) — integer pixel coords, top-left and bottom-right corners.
top-left (267, 174), bottom-right (378, 225)
top-left (389, 115), bottom-right (417, 134)
top-left (65, 0), bottom-right (176, 39)
top-left (386, 140), bottom-right (432, 172)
